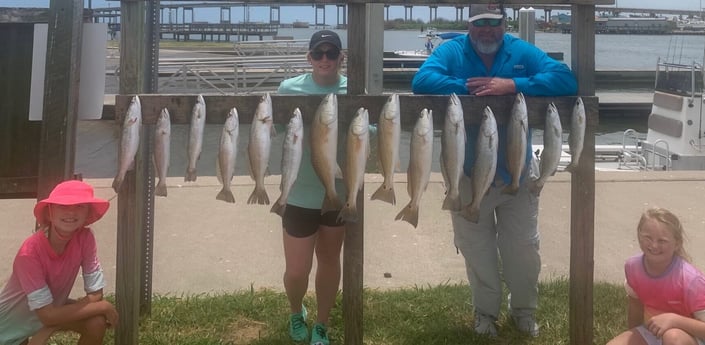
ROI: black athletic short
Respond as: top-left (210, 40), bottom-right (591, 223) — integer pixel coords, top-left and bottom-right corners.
top-left (282, 204), bottom-right (345, 238)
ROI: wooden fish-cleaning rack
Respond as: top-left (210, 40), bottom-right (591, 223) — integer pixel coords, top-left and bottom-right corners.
top-left (1, 0), bottom-right (604, 344)
top-left (113, 93), bottom-right (598, 345)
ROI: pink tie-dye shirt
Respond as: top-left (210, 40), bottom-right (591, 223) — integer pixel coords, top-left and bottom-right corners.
top-left (0, 228), bottom-right (105, 345)
top-left (625, 254), bottom-right (705, 323)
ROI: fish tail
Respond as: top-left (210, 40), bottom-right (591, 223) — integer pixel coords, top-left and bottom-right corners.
top-left (564, 162), bottom-right (577, 173)
top-left (216, 188), bottom-right (235, 203)
top-left (247, 186), bottom-right (270, 205)
top-left (111, 175), bottom-right (124, 194)
top-left (370, 183), bottom-right (396, 205)
top-left (321, 194), bottom-right (343, 214)
top-left (270, 199), bottom-right (287, 217)
top-left (501, 183), bottom-right (519, 195)
top-left (155, 180), bottom-right (168, 197)
top-left (185, 168), bottom-right (198, 182)
top-left (338, 203), bottom-right (358, 223)
top-left (441, 193), bottom-right (461, 212)
top-left (459, 205), bottom-right (480, 224)
top-left (527, 179), bottom-right (544, 197)
top-left (394, 203), bottom-right (419, 228)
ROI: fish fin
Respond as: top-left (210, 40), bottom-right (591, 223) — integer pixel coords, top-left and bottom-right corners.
top-left (338, 203), bottom-right (357, 223)
top-left (441, 193), bottom-right (461, 212)
top-left (440, 159), bottom-right (449, 191)
top-left (370, 183), bottom-right (396, 205)
top-left (216, 159), bottom-right (223, 184)
top-left (565, 162), bottom-right (577, 173)
top-left (321, 194), bottom-right (343, 214)
top-left (111, 176), bottom-right (123, 194)
top-left (459, 205), bottom-right (480, 223)
top-left (185, 168), bottom-right (197, 182)
top-left (527, 179), bottom-right (543, 197)
top-left (270, 199), bottom-right (287, 217)
top-left (247, 186), bottom-right (270, 205)
top-left (335, 164), bottom-right (343, 179)
top-left (216, 188), bottom-right (236, 203)
top-left (394, 203), bottom-right (419, 228)
top-left (155, 180), bottom-right (168, 197)
top-left (501, 184), bottom-right (519, 195)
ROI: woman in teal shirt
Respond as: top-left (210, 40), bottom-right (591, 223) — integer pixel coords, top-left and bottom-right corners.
top-left (277, 30), bottom-right (346, 345)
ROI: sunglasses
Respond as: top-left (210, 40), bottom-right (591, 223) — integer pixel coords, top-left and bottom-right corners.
top-left (472, 18), bottom-right (503, 28)
top-left (310, 49), bottom-right (341, 61)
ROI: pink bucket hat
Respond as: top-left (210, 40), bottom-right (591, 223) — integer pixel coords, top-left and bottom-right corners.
top-left (34, 180), bottom-right (110, 227)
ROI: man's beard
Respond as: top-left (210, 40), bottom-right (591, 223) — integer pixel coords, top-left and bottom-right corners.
top-left (475, 40), bottom-right (500, 55)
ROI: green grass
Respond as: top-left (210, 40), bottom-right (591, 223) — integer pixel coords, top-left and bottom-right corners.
top-left (48, 279), bottom-right (628, 344)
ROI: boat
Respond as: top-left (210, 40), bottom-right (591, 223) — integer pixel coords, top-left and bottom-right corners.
top-left (392, 30), bottom-right (464, 58)
top-left (616, 44), bottom-right (705, 170)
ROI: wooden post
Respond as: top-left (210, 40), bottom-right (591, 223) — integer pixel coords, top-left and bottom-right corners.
top-left (115, 0), bottom-right (149, 343)
top-left (365, 4), bottom-right (384, 95)
top-left (36, 0), bottom-right (83, 200)
top-left (569, 5), bottom-right (596, 345)
top-left (344, 5), bottom-right (367, 345)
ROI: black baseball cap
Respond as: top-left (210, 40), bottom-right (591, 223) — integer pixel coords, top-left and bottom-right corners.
top-left (309, 30), bottom-right (342, 51)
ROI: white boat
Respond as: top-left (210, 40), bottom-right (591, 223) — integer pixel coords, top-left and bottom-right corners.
top-left (393, 30), bottom-right (464, 58)
top-left (617, 49), bottom-right (705, 170)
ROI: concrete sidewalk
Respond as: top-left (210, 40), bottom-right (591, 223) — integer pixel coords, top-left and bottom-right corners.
top-left (3, 171), bottom-right (705, 296)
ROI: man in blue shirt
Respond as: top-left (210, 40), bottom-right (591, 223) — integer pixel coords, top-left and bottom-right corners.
top-left (412, 3), bottom-right (577, 338)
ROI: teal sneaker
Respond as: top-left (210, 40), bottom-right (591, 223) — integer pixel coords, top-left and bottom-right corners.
top-left (289, 306), bottom-right (308, 342)
top-left (310, 322), bottom-right (330, 345)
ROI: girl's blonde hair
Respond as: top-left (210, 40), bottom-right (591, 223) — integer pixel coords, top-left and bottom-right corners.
top-left (637, 207), bottom-right (691, 262)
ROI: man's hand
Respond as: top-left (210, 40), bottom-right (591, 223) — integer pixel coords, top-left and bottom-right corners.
top-left (467, 77), bottom-right (516, 96)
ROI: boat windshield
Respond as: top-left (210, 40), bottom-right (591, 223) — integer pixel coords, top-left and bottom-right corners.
top-left (654, 60), bottom-right (703, 97)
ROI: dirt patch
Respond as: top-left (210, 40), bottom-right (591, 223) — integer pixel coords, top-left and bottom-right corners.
top-left (223, 317), bottom-right (267, 345)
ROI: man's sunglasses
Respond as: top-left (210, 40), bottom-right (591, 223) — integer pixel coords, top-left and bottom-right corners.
top-left (310, 49), bottom-right (341, 61)
top-left (472, 18), bottom-right (503, 27)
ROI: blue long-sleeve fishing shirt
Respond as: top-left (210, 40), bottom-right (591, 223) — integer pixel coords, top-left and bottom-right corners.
top-left (412, 33), bottom-right (578, 184)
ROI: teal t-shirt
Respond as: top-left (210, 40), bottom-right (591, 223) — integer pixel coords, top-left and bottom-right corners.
top-left (277, 73), bottom-right (348, 210)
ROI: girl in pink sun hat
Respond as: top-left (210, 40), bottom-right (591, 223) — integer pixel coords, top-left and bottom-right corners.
top-left (0, 180), bottom-right (118, 345)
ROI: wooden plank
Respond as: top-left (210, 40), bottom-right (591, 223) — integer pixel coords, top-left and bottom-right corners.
top-left (115, 94), bottom-right (598, 128)
top-left (0, 24), bottom-right (41, 192)
top-left (133, 0), bottom-right (615, 5)
top-left (36, 0), bottom-right (83, 201)
top-left (570, 4), bottom-right (596, 345)
top-left (366, 4), bottom-right (384, 95)
top-left (0, 177), bottom-right (38, 199)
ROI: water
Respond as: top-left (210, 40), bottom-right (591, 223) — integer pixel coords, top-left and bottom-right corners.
top-left (273, 28), bottom-right (705, 70)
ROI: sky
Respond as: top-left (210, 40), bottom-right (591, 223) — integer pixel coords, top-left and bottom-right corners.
top-left (4, 1), bottom-right (703, 24)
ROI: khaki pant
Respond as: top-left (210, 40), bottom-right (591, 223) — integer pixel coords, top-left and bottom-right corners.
top-left (451, 174), bottom-right (541, 318)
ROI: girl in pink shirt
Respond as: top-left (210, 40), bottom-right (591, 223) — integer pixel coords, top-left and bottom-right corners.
top-left (607, 207), bottom-right (705, 345)
top-left (0, 180), bottom-right (118, 345)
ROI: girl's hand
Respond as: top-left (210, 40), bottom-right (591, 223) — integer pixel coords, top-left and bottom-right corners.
top-left (646, 313), bottom-right (680, 337)
top-left (101, 300), bottom-right (119, 328)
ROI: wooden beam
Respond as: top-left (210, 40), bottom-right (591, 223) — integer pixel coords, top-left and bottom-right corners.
top-left (570, 4), bottom-right (596, 345)
top-left (119, 0), bottom-right (615, 5)
top-left (115, 94), bottom-right (598, 129)
top-left (36, 0), bottom-right (83, 200)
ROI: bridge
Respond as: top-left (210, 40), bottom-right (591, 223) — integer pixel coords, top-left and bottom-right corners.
top-left (92, 2), bottom-right (703, 28)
